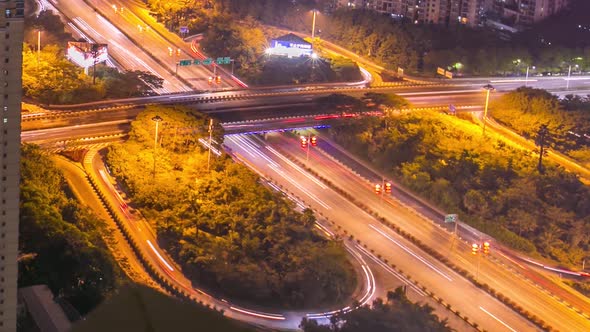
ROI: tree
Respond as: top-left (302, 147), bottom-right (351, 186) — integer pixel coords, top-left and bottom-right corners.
top-left (19, 145), bottom-right (122, 314)
top-left (106, 106), bottom-right (356, 307)
top-left (300, 287), bottom-right (451, 332)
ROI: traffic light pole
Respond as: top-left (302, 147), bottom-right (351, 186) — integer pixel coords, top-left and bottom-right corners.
top-left (306, 134), bottom-right (310, 162)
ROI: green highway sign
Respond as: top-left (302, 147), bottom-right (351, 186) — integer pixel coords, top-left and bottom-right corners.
top-left (444, 214), bottom-right (458, 223)
top-left (178, 57), bottom-right (232, 67)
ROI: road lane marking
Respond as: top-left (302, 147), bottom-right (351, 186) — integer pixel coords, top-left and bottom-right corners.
top-left (369, 224), bottom-right (453, 282)
top-left (479, 306), bottom-right (518, 332)
top-left (146, 240), bottom-right (174, 272)
top-left (266, 145), bottom-right (328, 189)
top-left (268, 164), bottom-right (331, 210)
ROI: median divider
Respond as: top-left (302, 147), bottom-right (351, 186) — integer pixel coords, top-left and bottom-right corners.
top-left (271, 144), bottom-right (554, 332)
top-left (255, 165), bottom-right (485, 332)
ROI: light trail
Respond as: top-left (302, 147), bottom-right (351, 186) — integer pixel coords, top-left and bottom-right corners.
top-left (268, 164), bottom-right (332, 210)
top-left (229, 306), bottom-right (285, 320)
top-left (355, 244), bottom-right (427, 296)
top-left (146, 240), bottom-right (174, 272)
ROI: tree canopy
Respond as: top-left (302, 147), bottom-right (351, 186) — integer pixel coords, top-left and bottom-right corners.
top-left (19, 145), bottom-right (123, 314)
top-left (329, 105), bottom-right (590, 266)
top-left (106, 106), bottom-right (356, 307)
top-left (491, 87), bottom-right (590, 164)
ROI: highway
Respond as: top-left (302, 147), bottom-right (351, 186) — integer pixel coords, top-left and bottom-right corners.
top-left (21, 90), bottom-right (590, 330)
top-left (224, 133), bottom-right (540, 332)
top-left (79, 0), bottom-right (241, 90)
top-left (264, 131), bottom-right (590, 331)
top-left (45, 0), bottom-right (190, 93)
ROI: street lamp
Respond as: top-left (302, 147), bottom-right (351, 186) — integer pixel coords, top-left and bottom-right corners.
top-left (311, 9), bottom-right (318, 39)
top-left (525, 66), bottom-right (535, 86)
top-left (152, 115), bottom-right (163, 178)
top-left (207, 118), bottom-right (214, 171)
top-left (481, 84), bottom-right (495, 136)
top-left (567, 57), bottom-right (583, 90)
top-left (37, 30), bottom-right (41, 65)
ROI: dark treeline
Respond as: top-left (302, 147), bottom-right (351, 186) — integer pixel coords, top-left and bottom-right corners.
top-left (19, 145), bottom-right (123, 315)
top-left (300, 287), bottom-right (451, 332)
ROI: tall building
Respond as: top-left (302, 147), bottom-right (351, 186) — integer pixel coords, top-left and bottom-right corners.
top-left (0, 1), bottom-right (24, 331)
top-left (340, 0), bottom-right (487, 26)
top-left (334, 0), bottom-right (568, 29)
top-left (487, 0), bottom-right (571, 29)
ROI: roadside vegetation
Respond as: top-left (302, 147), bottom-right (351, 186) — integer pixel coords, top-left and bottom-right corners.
top-left (490, 87), bottom-right (590, 165)
top-left (23, 11), bottom-right (162, 104)
top-left (147, 0), bottom-right (589, 77)
top-left (300, 287), bottom-right (451, 332)
top-left (105, 105), bottom-right (356, 307)
top-left (328, 97), bottom-right (590, 267)
top-left (19, 145), bottom-right (123, 315)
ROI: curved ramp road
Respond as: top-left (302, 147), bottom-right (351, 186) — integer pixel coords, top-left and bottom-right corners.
top-left (87, 149), bottom-right (380, 330)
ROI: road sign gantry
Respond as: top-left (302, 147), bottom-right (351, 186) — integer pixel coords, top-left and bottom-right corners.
top-left (178, 57), bottom-right (232, 67)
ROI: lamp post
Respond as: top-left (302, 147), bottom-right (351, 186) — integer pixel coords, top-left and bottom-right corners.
top-left (152, 115), bottom-right (163, 178)
top-left (567, 57), bottom-right (583, 90)
top-left (311, 10), bottom-right (317, 39)
top-left (567, 65), bottom-right (572, 90)
top-left (36, 30), bottom-right (41, 67)
top-left (481, 84), bottom-right (494, 136)
top-left (207, 118), bottom-right (213, 171)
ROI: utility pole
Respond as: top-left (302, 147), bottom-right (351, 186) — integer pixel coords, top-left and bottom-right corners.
top-left (36, 30), bottom-right (41, 68)
top-left (535, 124), bottom-right (549, 174)
top-left (152, 115), bottom-right (163, 178)
top-left (207, 118), bottom-right (213, 171)
top-left (311, 10), bottom-right (317, 39)
top-left (91, 43), bottom-right (99, 85)
top-left (567, 65), bottom-right (572, 90)
top-left (481, 84), bottom-right (494, 135)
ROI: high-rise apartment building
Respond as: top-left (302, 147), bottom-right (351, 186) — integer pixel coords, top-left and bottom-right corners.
top-left (490, 0), bottom-right (570, 27)
top-left (333, 0), bottom-right (568, 29)
top-left (0, 1), bottom-right (24, 331)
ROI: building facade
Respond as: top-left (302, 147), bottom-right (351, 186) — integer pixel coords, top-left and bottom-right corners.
top-left (0, 1), bottom-right (24, 331)
top-left (333, 0), bottom-right (569, 28)
top-left (489, 0), bottom-right (570, 28)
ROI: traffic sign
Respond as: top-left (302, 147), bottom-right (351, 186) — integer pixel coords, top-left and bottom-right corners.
top-left (444, 214), bottom-right (458, 223)
top-left (449, 104), bottom-right (456, 115)
top-left (178, 57), bottom-right (232, 67)
top-left (179, 26), bottom-right (189, 34)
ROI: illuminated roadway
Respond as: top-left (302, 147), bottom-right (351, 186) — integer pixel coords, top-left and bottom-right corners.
top-left (224, 133), bottom-right (539, 332)
top-left (255, 132), bottom-right (590, 331)
top-left (78, 0), bottom-right (242, 89)
top-left (44, 0), bottom-right (190, 93)
top-left (21, 85), bottom-right (590, 330)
